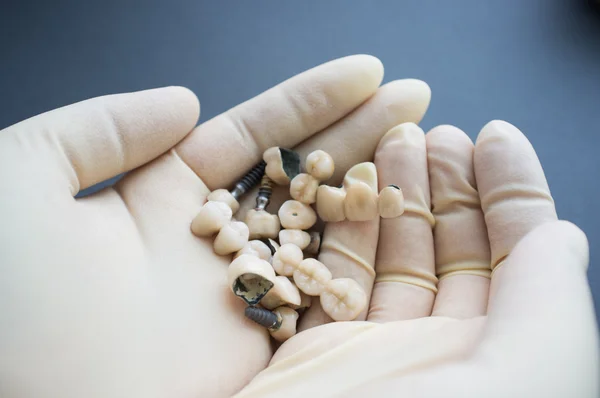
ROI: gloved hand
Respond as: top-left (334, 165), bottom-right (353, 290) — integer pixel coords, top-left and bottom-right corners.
top-left (0, 55), bottom-right (430, 397)
top-left (235, 121), bottom-right (599, 398)
top-left (1, 54), bottom-right (597, 398)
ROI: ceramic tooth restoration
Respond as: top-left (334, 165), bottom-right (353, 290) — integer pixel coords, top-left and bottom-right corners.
top-left (342, 162), bottom-right (379, 222)
top-left (293, 258), bottom-right (333, 296)
top-left (213, 221), bottom-right (249, 256)
top-left (245, 209), bottom-right (280, 240)
top-left (344, 181), bottom-right (379, 221)
top-left (278, 200), bottom-right (317, 230)
top-left (305, 149), bottom-right (334, 182)
top-left (206, 189), bottom-right (241, 214)
top-left (228, 254), bottom-right (277, 305)
top-left (245, 174), bottom-right (281, 240)
top-left (378, 185), bottom-right (405, 218)
top-left (278, 229), bottom-right (312, 250)
top-left (289, 173), bottom-right (319, 204)
top-left (260, 276), bottom-right (302, 310)
top-left (320, 278), bottom-right (367, 321)
top-left (268, 306), bottom-right (299, 342)
top-left (234, 240), bottom-right (273, 262)
top-left (190, 201), bottom-right (233, 237)
top-left (271, 243), bottom-right (304, 277)
top-left (263, 147), bottom-right (301, 185)
top-left (316, 185), bottom-right (346, 222)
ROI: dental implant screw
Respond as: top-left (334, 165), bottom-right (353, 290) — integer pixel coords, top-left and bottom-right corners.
top-left (230, 160), bottom-right (266, 201)
top-left (244, 306), bottom-right (282, 330)
top-left (255, 174), bottom-right (274, 211)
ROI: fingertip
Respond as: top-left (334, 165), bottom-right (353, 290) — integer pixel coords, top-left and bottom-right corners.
top-left (505, 219), bottom-right (590, 276)
top-left (532, 220), bottom-right (590, 271)
top-left (474, 119), bottom-right (536, 176)
top-left (346, 54), bottom-right (385, 87)
top-left (475, 119), bottom-right (522, 146)
top-left (377, 79), bottom-right (431, 124)
top-left (474, 117), bottom-right (556, 268)
top-left (376, 122), bottom-right (425, 154)
top-left (400, 78), bottom-right (432, 101)
top-left (163, 86), bottom-right (201, 128)
top-left (556, 220), bottom-right (589, 270)
top-left (427, 124), bottom-right (467, 138)
top-left (175, 85), bottom-right (201, 112)
top-left (488, 219), bottom-right (592, 323)
top-left (426, 124), bottom-right (473, 150)
top-left (131, 86), bottom-right (201, 135)
top-left (563, 221), bottom-right (590, 271)
top-left (319, 54), bottom-right (385, 94)
top-left (407, 78), bottom-right (432, 113)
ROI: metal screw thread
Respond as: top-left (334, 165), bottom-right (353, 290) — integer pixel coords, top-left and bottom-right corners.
top-left (231, 161), bottom-right (266, 200)
top-left (244, 306), bottom-right (281, 330)
top-left (255, 174), bottom-right (273, 211)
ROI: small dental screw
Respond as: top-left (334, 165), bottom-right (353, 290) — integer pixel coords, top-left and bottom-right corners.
top-left (245, 173), bottom-right (280, 240)
top-left (231, 160), bottom-right (266, 201)
top-left (255, 174), bottom-right (274, 211)
top-left (245, 306), bottom-right (282, 330)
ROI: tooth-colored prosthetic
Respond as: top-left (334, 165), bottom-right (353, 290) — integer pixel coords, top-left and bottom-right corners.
top-left (343, 162), bottom-right (378, 191)
top-left (260, 276), bottom-right (302, 310)
top-left (342, 162), bottom-right (379, 222)
top-left (263, 147), bottom-right (301, 185)
top-left (213, 221), bottom-right (249, 256)
top-left (206, 189), bottom-right (240, 214)
top-left (245, 209), bottom-right (280, 240)
top-left (272, 243), bottom-right (304, 276)
top-left (344, 181), bottom-right (379, 221)
top-left (279, 229), bottom-right (311, 250)
top-left (320, 278), bottom-right (367, 321)
top-left (278, 200), bottom-right (317, 230)
top-left (263, 147), bottom-right (288, 185)
top-left (269, 306), bottom-right (299, 342)
top-left (234, 240), bottom-right (273, 262)
top-left (190, 201), bottom-right (233, 237)
top-left (378, 185), bottom-right (405, 218)
top-left (293, 258), bottom-right (333, 296)
top-left (289, 291), bottom-right (312, 310)
top-left (227, 254), bottom-right (277, 305)
top-left (290, 173), bottom-right (319, 204)
top-left (316, 185), bottom-right (346, 222)
top-left (305, 149), bottom-right (334, 181)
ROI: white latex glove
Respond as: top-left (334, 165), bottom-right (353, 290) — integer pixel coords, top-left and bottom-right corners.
top-left (235, 122), bottom-right (600, 398)
top-left (1, 53), bottom-right (597, 398)
top-left (0, 55), bottom-right (430, 397)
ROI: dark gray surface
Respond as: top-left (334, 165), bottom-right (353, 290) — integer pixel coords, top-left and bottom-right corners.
top-left (1, 1), bottom-right (599, 320)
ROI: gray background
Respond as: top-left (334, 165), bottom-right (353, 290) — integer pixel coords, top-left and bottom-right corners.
top-left (1, 1), bottom-right (599, 321)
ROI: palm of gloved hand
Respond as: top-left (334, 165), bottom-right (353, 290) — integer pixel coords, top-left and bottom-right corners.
top-left (235, 122), bottom-right (599, 398)
top-left (0, 55), bottom-right (597, 398)
top-left (0, 56), bottom-right (426, 397)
